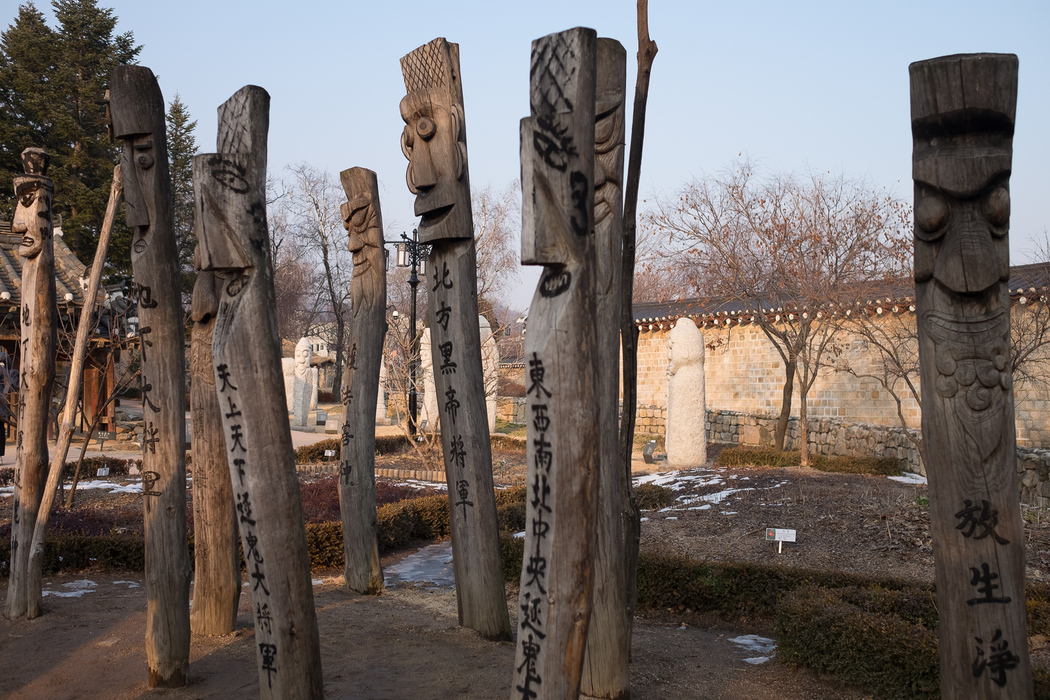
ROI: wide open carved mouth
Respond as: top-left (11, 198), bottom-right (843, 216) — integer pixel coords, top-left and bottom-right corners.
top-left (421, 205), bottom-right (453, 226)
top-left (21, 236), bottom-right (34, 247)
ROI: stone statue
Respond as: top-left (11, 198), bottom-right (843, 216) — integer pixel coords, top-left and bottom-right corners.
top-left (666, 317), bottom-right (707, 467)
top-left (337, 166), bottom-right (387, 594)
top-left (419, 327), bottom-right (439, 429)
top-left (911, 53), bottom-right (1032, 698)
top-left (291, 337), bottom-right (317, 426)
top-left (513, 27), bottom-right (599, 700)
top-left (479, 316), bottom-right (498, 433)
top-left (581, 38), bottom-right (630, 700)
top-left (401, 37), bottom-right (510, 640)
top-left (108, 66), bottom-right (190, 688)
top-left (194, 85), bottom-right (324, 698)
top-left (5, 147), bottom-right (57, 621)
top-left (376, 358), bottom-right (388, 424)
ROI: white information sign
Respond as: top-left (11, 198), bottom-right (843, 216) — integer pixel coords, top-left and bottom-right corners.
top-left (765, 528), bottom-right (796, 542)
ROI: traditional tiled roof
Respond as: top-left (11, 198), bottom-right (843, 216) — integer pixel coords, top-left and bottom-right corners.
top-left (632, 263), bottom-right (1050, 332)
top-left (0, 221), bottom-right (101, 309)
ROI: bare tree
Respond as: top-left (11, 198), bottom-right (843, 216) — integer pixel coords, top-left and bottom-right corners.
top-left (472, 182), bottom-right (520, 322)
top-left (649, 159), bottom-right (910, 464)
top-left (286, 164), bottom-right (353, 391)
top-left (632, 223), bottom-right (693, 302)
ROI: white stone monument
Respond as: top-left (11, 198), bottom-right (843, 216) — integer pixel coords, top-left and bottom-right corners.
top-left (282, 339), bottom-right (318, 414)
top-left (290, 337), bottom-right (318, 427)
top-left (666, 317), bottom-right (707, 466)
top-left (376, 357), bottom-right (388, 424)
top-left (479, 316), bottom-right (498, 433)
top-left (418, 327), bottom-right (439, 430)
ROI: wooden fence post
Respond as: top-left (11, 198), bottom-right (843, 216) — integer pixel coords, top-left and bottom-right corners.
top-left (399, 37), bottom-right (511, 640)
top-left (337, 166), bottom-right (386, 594)
top-left (108, 65), bottom-right (190, 688)
top-left (193, 85), bottom-right (324, 699)
top-left (911, 53), bottom-right (1033, 699)
top-left (5, 148), bottom-right (57, 621)
top-left (189, 263), bottom-right (240, 634)
top-left (581, 37), bottom-right (630, 700)
top-left (512, 26), bottom-right (599, 700)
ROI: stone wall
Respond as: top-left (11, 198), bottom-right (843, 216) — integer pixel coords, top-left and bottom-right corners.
top-left (497, 396), bottom-right (526, 425)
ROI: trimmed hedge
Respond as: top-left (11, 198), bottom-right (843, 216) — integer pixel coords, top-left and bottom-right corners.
top-left (634, 483), bottom-right (671, 510)
top-left (717, 446), bottom-right (902, 476)
top-left (294, 435), bottom-right (416, 463)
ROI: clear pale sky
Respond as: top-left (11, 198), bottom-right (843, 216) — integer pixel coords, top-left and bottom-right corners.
top-left (23, 0), bottom-right (1050, 313)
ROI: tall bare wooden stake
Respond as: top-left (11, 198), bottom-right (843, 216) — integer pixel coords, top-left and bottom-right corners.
top-left (400, 37), bottom-right (511, 640)
top-left (108, 66), bottom-right (190, 688)
top-left (911, 53), bottom-right (1033, 699)
top-left (194, 85), bottom-right (324, 699)
top-left (5, 148), bottom-right (57, 621)
top-left (189, 261), bottom-right (240, 634)
top-left (338, 166), bottom-right (386, 594)
top-left (512, 26), bottom-right (598, 700)
top-left (581, 38), bottom-right (630, 700)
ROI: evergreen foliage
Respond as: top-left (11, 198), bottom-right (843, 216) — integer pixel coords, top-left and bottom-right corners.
top-left (165, 93), bottom-right (197, 296)
top-left (0, 0), bottom-right (140, 275)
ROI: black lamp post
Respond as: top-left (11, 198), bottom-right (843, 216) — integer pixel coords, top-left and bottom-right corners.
top-left (390, 228), bottom-right (429, 435)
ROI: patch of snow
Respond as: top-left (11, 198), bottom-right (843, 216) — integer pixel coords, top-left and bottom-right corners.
top-left (889, 472), bottom-right (927, 485)
top-left (43, 579), bottom-right (98, 598)
top-left (311, 578), bottom-right (323, 586)
top-left (686, 505), bottom-right (711, 511)
top-left (722, 511), bottom-right (737, 515)
top-left (744, 656), bottom-right (771, 665)
top-left (699, 488), bottom-right (746, 504)
top-left (393, 479), bottom-right (447, 491)
top-left (639, 517), bottom-right (649, 522)
top-left (513, 531), bottom-right (526, 539)
top-left (728, 634), bottom-right (777, 656)
top-left (665, 516), bottom-right (678, 520)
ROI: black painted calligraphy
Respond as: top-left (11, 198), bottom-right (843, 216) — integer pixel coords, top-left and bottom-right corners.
top-left (436, 301), bottom-right (452, 331)
top-left (135, 283), bottom-right (158, 308)
top-left (449, 434), bottom-right (467, 472)
top-left (438, 341), bottom-right (457, 375)
top-left (216, 363), bottom-right (237, 392)
top-left (955, 499), bottom-right (1010, 544)
top-left (967, 563), bottom-right (1012, 605)
top-left (973, 629), bottom-right (1020, 687)
top-left (432, 261), bottom-right (453, 291)
top-left (347, 343), bottom-right (358, 370)
top-left (444, 386), bottom-right (460, 424)
top-left (527, 353), bottom-right (552, 398)
top-left (516, 633), bottom-right (542, 699)
top-left (531, 116), bottom-right (577, 172)
top-left (142, 470), bottom-right (162, 497)
top-left (137, 325), bottom-right (153, 362)
top-left (237, 491), bottom-right (257, 526)
top-left (256, 602), bottom-right (273, 635)
top-left (144, 423), bottom-right (158, 454)
top-left (224, 396), bottom-right (241, 419)
top-left (455, 478), bottom-right (473, 514)
top-left (229, 424), bottom-right (247, 453)
top-left (259, 643), bottom-right (278, 688)
top-left (341, 424), bottom-right (354, 447)
top-left (233, 458), bottom-right (246, 484)
top-left (141, 379), bottom-right (160, 413)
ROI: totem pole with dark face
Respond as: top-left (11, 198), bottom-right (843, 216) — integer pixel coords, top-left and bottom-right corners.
top-left (108, 64), bottom-right (190, 688)
top-left (5, 147), bottom-right (57, 621)
top-left (400, 37), bottom-right (510, 640)
top-left (337, 166), bottom-right (387, 594)
top-left (912, 53), bottom-right (1033, 699)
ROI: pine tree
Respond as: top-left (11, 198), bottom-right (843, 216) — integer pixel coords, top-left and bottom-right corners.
top-left (166, 93), bottom-right (198, 297)
top-left (0, 1), bottom-right (140, 276)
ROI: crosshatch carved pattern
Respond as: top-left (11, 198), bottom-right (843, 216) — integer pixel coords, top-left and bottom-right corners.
top-left (530, 34), bottom-right (578, 115)
top-left (401, 39), bottom-right (451, 93)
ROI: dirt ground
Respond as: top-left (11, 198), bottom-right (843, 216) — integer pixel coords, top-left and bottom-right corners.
top-left (4, 445), bottom-right (1050, 698)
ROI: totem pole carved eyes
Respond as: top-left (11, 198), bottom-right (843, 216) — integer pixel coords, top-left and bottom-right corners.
top-left (984, 187), bottom-right (1010, 232)
top-left (915, 190), bottom-right (950, 241)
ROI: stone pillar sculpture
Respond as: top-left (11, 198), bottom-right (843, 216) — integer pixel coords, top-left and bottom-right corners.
top-left (400, 37), bottom-right (510, 640)
top-left (581, 37), bottom-right (630, 700)
top-left (479, 316), bottom-right (499, 433)
top-left (5, 147), bottom-right (57, 621)
top-left (512, 26), bottom-right (598, 700)
top-left (419, 327), bottom-right (439, 429)
top-left (911, 53), bottom-right (1032, 699)
top-left (108, 66), bottom-right (190, 688)
top-left (291, 337), bottom-right (317, 426)
top-left (189, 253), bottom-right (240, 635)
top-left (337, 166), bottom-right (387, 594)
top-left (666, 317), bottom-right (707, 467)
top-left (193, 85), bottom-right (324, 699)
top-left (376, 358), bottom-right (388, 424)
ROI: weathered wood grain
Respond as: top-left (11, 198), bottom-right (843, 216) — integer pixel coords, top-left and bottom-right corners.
top-left (189, 267), bottom-right (240, 635)
top-left (338, 166), bottom-right (386, 595)
top-left (911, 53), bottom-right (1033, 700)
top-left (513, 26), bottom-right (598, 700)
top-left (580, 37), bottom-right (629, 700)
top-left (109, 65), bottom-right (191, 688)
top-left (401, 37), bottom-right (511, 640)
top-left (194, 85), bottom-right (323, 699)
top-left (5, 148), bottom-right (57, 622)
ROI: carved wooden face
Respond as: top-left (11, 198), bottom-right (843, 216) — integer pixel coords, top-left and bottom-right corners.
top-left (122, 134), bottom-right (157, 230)
top-left (342, 195), bottom-right (379, 257)
top-left (913, 174), bottom-right (1010, 295)
top-left (593, 98), bottom-right (625, 227)
top-left (13, 177), bottom-right (53, 260)
top-left (400, 88), bottom-right (470, 242)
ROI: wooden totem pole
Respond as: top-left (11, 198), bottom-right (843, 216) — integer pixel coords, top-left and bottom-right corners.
top-left (911, 53), bottom-right (1033, 698)
top-left (5, 147), bottom-right (57, 621)
top-left (400, 37), bottom-right (511, 640)
top-left (337, 166), bottom-right (387, 595)
top-left (108, 66), bottom-right (190, 688)
top-left (512, 27), bottom-right (599, 700)
top-left (193, 85), bottom-right (323, 699)
top-left (189, 251), bottom-right (240, 634)
top-left (581, 38), bottom-right (630, 700)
